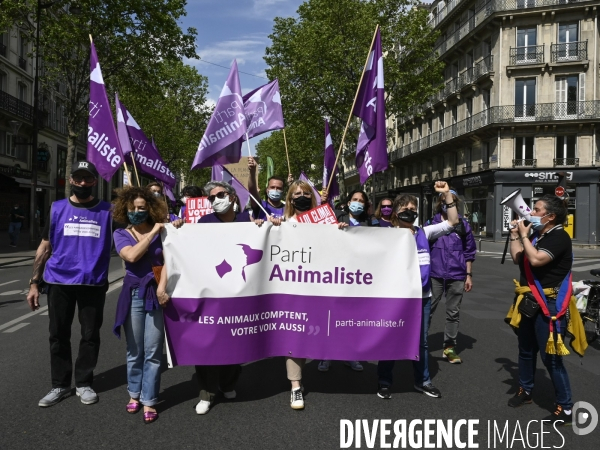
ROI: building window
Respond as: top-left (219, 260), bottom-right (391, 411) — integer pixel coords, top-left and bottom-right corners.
top-left (0, 71), bottom-right (7, 92)
top-left (556, 74), bottom-right (584, 116)
top-left (18, 83), bottom-right (27, 102)
top-left (0, 33), bottom-right (7, 58)
top-left (556, 136), bottom-right (576, 160)
top-left (452, 105), bottom-right (457, 124)
top-left (516, 27), bottom-right (537, 63)
top-left (515, 137), bottom-right (535, 163)
top-left (515, 78), bottom-right (536, 119)
top-left (481, 142), bottom-right (490, 163)
top-left (558, 22), bottom-right (579, 60)
top-left (1, 131), bottom-right (17, 158)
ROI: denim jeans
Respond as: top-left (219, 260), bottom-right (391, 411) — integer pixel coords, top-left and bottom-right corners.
top-left (123, 288), bottom-right (165, 406)
top-left (430, 278), bottom-right (465, 348)
top-left (518, 299), bottom-right (572, 409)
top-left (8, 221), bottom-right (21, 245)
top-left (378, 297), bottom-right (432, 387)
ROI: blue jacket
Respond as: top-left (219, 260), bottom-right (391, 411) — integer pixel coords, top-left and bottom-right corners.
top-left (425, 213), bottom-right (476, 280)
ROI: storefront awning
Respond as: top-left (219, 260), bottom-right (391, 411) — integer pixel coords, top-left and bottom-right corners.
top-left (12, 177), bottom-right (53, 189)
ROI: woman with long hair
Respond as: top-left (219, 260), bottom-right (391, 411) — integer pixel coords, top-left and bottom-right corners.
top-left (112, 186), bottom-right (177, 424)
top-left (374, 198), bottom-right (394, 227)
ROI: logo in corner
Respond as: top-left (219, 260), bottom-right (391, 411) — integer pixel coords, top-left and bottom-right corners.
top-left (214, 244), bottom-right (263, 282)
top-left (573, 401), bottom-right (598, 436)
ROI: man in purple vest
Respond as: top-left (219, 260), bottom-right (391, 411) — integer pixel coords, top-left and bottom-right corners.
top-left (27, 161), bottom-right (113, 407)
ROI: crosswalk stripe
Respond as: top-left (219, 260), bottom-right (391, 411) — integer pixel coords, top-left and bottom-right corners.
top-left (3, 323), bottom-right (30, 333)
top-left (572, 264), bottom-right (600, 273)
top-left (573, 259), bottom-right (600, 265)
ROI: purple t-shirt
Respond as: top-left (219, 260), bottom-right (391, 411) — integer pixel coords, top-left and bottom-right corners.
top-left (198, 210), bottom-right (251, 223)
top-left (378, 218), bottom-right (393, 227)
top-left (113, 228), bottom-right (163, 278)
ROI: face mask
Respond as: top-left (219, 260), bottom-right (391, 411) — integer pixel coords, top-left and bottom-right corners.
top-left (349, 202), bottom-right (364, 215)
top-left (212, 196), bottom-right (232, 214)
top-left (397, 210), bottom-right (418, 224)
top-left (127, 211), bottom-right (149, 225)
top-left (381, 206), bottom-right (392, 216)
top-left (530, 213), bottom-right (551, 231)
top-left (293, 196), bottom-right (312, 212)
top-left (72, 185), bottom-right (93, 200)
top-left (233, 203), bottom-right (239, 212)
top-left (181, 196), bottom-right (188, 204)
top-left (267, 189), bottom-right (283, 201)
top-left (153, 192), bottom-right (161, 198)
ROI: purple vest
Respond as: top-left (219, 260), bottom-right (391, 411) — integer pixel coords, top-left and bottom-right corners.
top-left (414, 226), bottom-right (431, 295)
top-left (44, 199), bottom-right (112, 285)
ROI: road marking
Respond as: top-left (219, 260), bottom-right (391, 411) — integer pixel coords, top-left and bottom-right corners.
top-left (107, 280), bottom-right (123, 294)
top-left (3, 323), bottom-right (30, 333)
top-left (0, 306), bottom-right (48, 332)
top-left (39, 311), bottom-right (49, 315)
top-left (0, 280), bottom-right (19, 287)
top-left (572, 264), bottom-right (600, 273)
top-left (572, 259), bottom-right (600, 265)
top-left (0, 289), bottom-right (25, 296)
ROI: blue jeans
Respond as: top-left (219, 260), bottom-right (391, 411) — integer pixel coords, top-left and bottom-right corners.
top-left (123, 288), bottom-right (165, 406)
top-left (8, 221), bottom-right (21, 245)
top-left (378, 297), bottom-right (431, 387)
top-left (518, 299), bottom-right (572, 409)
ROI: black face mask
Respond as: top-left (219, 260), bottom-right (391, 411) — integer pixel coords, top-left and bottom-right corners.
top-left (72, 184), bottom-right (93, 200)
top-left (397, 210), bottom-right (418, 224)
top-left (293, 196), bottom-right (312, 212)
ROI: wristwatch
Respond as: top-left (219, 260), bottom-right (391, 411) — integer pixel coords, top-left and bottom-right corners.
top-left (29, 278), bottom-right (40, 285)
top-left (466, 273), bottom-right (473, 278)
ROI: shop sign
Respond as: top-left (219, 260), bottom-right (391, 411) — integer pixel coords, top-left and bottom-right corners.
top-left (496, 169), bottom-right (600, 184)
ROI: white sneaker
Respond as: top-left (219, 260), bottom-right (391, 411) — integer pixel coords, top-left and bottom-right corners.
top-left (75, 386), bottom-right (98, 405)
top-left (318, 360), bottom-right (330, 372)
top-left (220, 389), bottom-right (236, 399)
top-left (345, 361), bottom-right (363, 371)
top-left (290, 387), bottom-right (304, 410)
top-left (195, 400), bottom-right (211, 415)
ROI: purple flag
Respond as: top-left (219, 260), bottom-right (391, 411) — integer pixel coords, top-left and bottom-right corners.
top-left (352, 29), bottom-right (387, 184)
top-left (300, 172), bottom-right (321, 206)
top-left (192, 60), bottom-right (246, 169)
top-left (164, 184), bottom-right (176, 203)
top-left (242, 79), bottom-right (285, 140)
top-left (211, 164), bottom-right (251, 210)
top-left (322, 120), bottom-right (339, 204)
top-left (115, 96), bottom-right (176, 188)
top-left (87, 42), bottom-right (124, 181)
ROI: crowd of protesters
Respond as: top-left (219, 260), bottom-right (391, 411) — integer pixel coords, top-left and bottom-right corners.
top-left (25, 159), bottom-right (582, 425)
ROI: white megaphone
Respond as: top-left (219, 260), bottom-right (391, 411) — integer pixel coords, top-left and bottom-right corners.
top-left (500, 188), bottom-right (532, 228)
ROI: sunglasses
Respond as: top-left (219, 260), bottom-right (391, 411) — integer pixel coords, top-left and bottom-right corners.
top-left (208, 191), bottom-right (228, 203)
top-left (72, 175), bottom-right (96, 183)
top-left (292, 192), bottom-right (312, 198)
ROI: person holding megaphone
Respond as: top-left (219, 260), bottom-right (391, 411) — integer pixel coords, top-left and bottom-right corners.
top-left (506, 194), bottom-right (587, 423)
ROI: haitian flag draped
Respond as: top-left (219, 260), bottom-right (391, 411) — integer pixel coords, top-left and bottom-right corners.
top-left (87, 41), bottom-right (124, 181)
top-left (323, 120), bottom-right (339, 203)
top-left (211, 164), bottom-right (251, 209)
top-left (161, 223), bottom-right (422, 365)
top-left (300, 172), bottom-right (321, 206)
top-left (115, 95), bottom-right (176, 188)
top-left (242, 79), bottom-right (285, 140)
top-left (192, 60), bottom-right (247, 169)
top-left (352, 28), bottom-right (387, 184)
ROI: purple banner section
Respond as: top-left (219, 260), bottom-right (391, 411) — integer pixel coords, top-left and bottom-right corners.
top-left (163, 294), bottom-right (422, 366)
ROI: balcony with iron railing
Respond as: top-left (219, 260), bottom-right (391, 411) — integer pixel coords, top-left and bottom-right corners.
top-left (393, 100), bottom-right (600, 163)
top-left (401, 55), bottom-right (493, 123)
top-left (513, 159), bottom-right (537, 168)
top-left (0, 90), bottom-right (33, 121)
top-left (18, 56), bottom-right (27, 71)
top-left (509, 45), bottom-right (545, 65)
top-left (432, 0), bottom-right (591, 59)
top-left (551, 41), bottom-right (587, 63)
top-left (554, 157), bottom-right (579, 167)
top-left (427, 0), bottom-right (467, 29)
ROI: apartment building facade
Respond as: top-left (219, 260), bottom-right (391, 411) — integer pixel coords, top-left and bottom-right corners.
top-left (0, 26), bottom-right (122, 231)
top-left (343, 0), bottom-right (600, 244)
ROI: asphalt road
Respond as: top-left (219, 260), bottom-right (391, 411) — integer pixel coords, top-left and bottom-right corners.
top-left (1, 244), bottom-right (599, 449)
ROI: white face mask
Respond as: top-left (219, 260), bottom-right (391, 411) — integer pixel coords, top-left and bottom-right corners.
top-left (212, 196), bottom-right (232, 214)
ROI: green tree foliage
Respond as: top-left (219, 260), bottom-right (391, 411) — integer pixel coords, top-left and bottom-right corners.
top-left (2, 0), bottom-right (202, 195)
top-left (258, 0), bottom-right (443, 192)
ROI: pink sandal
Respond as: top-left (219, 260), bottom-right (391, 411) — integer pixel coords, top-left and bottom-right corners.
top-left (126, 400), bottom-right (142, 414)
top-left (143, 410), bottom-right (159, 424)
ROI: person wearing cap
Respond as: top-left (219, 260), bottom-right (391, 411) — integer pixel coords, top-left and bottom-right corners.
top-left (27, 161), bottom-right (113, 408)
top-left (424, 189), bottom-right (476, 364)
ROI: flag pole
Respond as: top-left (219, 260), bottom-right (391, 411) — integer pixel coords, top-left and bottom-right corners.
top-left (130, 153), bottom-right (141, 186)
top-left (248, 192), bottom-right (271, 218)
top-left (327, 24), bottom-right (379, 194)
top-left (282, 128), bottom-right (291, 175)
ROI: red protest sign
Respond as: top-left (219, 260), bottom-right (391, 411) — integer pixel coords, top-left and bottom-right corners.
top-left (555, 186), bottom-right (565, 198)
top-left (296, 204), bottom-right (338, 224)
top-left (185, 197), bottom-right (214, 223)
